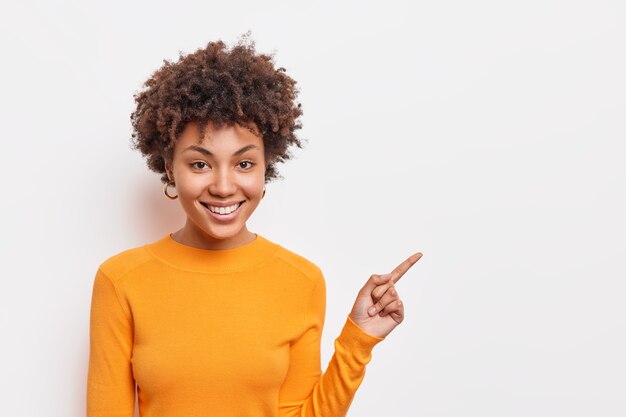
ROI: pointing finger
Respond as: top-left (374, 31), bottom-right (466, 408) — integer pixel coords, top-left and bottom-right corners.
top-left (388, 252), bottom-right (423, 285)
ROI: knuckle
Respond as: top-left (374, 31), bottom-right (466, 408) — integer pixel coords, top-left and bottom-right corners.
top-left (375, 284), bottom-right (389, 297)
top-left (380, 290), bottom-right (392, 302)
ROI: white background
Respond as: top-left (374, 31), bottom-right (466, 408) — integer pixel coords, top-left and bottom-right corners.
top-left (1, 0), bottom-right (625, 416)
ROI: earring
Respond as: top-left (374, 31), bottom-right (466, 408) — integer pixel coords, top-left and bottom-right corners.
top-left (262, 186), bottom-right (266, 198)
top-left (164, 181), bottom-right (178, 200)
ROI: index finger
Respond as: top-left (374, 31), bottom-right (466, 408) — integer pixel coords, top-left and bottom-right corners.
top-left (388, 252), bottom-right (423, 284)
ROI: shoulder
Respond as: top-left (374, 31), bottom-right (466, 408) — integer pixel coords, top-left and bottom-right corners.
top-left (266, 238), bottom-right (324, 285)
top-left (96, 243), bottom-right (153, 285)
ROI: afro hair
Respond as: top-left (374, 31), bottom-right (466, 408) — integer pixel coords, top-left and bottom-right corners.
top-left (129, 32), bottom-right (305, 184)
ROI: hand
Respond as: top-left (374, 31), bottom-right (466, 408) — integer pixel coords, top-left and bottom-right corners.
top-left (349, 252), bottom-right (423, 339)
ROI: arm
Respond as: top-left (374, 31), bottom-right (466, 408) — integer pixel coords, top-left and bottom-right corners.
top-left (277, 270), bottom-right (384, 417)
top-left (86, 268), bottom-right (135, 417)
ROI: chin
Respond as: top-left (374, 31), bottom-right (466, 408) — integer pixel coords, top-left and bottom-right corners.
top-left (200, 224), bottom-right (244, 238)
top-left (207, 216), bottom-right (253, 236)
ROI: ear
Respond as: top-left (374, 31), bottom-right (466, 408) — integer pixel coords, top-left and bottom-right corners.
top-left (164, 160), bottom-right (174, 182)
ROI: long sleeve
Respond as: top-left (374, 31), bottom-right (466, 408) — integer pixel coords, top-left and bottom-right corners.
top-left (87, 267), bottom-right (136, 417)
top-left (277, 270), bottom-right (384, 417)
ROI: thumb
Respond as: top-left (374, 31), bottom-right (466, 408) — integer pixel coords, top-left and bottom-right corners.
top-left (360, 273), bottom-right (392, 296)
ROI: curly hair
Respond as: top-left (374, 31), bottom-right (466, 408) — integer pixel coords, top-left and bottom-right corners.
top-left (129, 33), bottom-right (305, 184)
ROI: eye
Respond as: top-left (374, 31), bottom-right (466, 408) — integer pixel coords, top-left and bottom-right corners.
top-left (238, 160), bottom-right (255, 170)
top-left (191, 161), bottom-right (208, 170)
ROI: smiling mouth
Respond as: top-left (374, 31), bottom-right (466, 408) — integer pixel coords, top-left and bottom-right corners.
top-left (200, 201), bottom-right (244, 215)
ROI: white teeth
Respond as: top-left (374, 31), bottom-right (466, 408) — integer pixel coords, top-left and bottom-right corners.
top-left (206, 202), bottom-right (241, 215)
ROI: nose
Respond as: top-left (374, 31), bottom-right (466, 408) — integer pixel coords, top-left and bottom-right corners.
top-left (208, 166), bottom-right (237, 197)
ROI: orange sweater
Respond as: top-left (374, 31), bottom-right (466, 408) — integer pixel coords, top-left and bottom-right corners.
top-left (87, 233), bottom-right (384, 417)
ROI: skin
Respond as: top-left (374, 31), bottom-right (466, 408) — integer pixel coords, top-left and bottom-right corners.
top-left (348, 252), bottom-right (422, 339)
top-left (164, 120), bottom-right (266, 251)
top-left (164, 119), bottom-right (423, 339)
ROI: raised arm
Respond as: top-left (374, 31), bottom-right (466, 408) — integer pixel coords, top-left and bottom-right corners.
top-left (277, 270), bottom-right (384, 417)
top-left (277, 251), bottom-right (423, 416)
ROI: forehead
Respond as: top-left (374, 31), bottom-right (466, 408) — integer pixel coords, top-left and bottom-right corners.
top-left (175, 120), bottom-right (264, 153)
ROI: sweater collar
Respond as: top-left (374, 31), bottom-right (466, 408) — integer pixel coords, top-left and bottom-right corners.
top-left (145, 232), bottom-right (280, 273)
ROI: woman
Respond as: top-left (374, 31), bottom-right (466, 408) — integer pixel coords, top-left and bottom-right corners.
top-left (87, 36), bottom-right (422, 417)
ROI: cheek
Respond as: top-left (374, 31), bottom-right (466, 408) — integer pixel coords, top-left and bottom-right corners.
top-left (175, 175), bottom-right (205, 198)
top-left (240, 177), bottom-right (265, 197)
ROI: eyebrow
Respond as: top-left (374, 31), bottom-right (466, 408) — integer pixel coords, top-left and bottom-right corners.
top-left (183, 144), bottom-right (260, 157)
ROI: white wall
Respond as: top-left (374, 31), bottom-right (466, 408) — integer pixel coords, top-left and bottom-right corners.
top-left (1, 1), bottom-right (624, 416)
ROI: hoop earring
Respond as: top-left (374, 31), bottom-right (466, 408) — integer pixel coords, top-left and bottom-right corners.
top-left (164, 181), bottom-right (178, 200)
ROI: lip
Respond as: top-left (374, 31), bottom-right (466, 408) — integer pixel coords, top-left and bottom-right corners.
top-left (202, 200), bottom-right (245, 207)
top-left (201, 201), bottom-right (244, 223)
